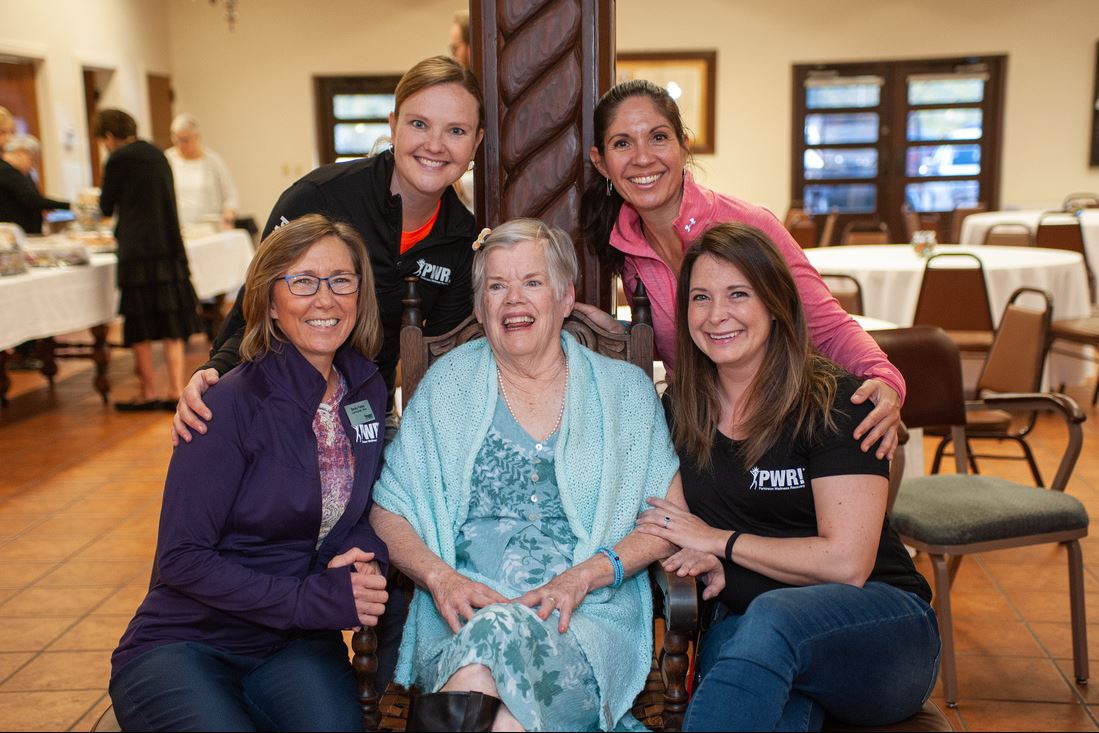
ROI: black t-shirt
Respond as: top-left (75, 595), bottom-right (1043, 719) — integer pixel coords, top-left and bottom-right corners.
top-left (673, 375), bottom-right (932, 613)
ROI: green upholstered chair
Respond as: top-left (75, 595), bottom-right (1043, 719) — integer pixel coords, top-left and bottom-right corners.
top-left (870, 326), bottom-right (1089, 708)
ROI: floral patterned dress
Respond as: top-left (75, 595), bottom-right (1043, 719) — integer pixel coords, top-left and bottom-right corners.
top-left (421, 398), bottom-right (601, 731)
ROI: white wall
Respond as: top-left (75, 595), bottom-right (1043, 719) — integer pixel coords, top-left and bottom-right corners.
top-left (166, 0), bottom-right (460, 225)
top-left (618, 0), bottom-right (1099, 214)
top-left (0, 0), bottom-right (171, 200)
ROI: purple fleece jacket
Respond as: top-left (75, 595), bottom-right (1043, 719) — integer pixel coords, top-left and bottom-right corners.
top-left (111, 342), bottom-right (389, 678)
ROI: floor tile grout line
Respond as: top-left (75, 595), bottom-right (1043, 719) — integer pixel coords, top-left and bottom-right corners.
top-left (68, 690), bottom-right (110, 733)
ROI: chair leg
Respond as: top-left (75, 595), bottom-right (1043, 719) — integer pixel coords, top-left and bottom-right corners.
top-left (965, 440), bottom-right (980, 475)
top-left (930, 436), bottom-right (950, 475)
top-left (930, 554), bottom-right (958, 707)
top-left (1092, 375), bottom-right (1098, 407)
top-left (946, 555), bottom-right (964, 590)
top-left (352, 627), bottom-right (381, 731)
top-left (1066, 540), bottom-right (1090, 686)
top-left (661, 623), bottom-right (692, 732)
top-left (1014, 437), bottom-right (1045, 487)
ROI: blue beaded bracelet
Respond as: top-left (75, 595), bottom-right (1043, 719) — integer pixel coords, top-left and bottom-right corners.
top-left (596, 546), bottom-right (624, 589)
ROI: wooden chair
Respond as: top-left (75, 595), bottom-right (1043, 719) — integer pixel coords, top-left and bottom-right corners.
top-left (911, 252), bottom-right (995, 356)
top-left (1062, 192), bottom-right (1099, 211)
top-left (927, 288), bottom-right (1054, 486)
top-left (1035, 212), bottom-right (1096, 303)
top-left (870, 325), bottom-right (1089, 708)
top-left (841, 219), bottom-right (892, 245)
top-left (948, 203), bottom-right (986, 243)
top-left (820, 272), bottom-right (865, 316)
top-left (787, 213), bottom-right (819, 249)
top-left (902, 204), bottom-right (942, 244)
top-left (982, 221), bottom-right (1032, 246)
top-left (357, 276), bottom-right (698, 732)
top-left (818, 210), bottom-right (838, 247)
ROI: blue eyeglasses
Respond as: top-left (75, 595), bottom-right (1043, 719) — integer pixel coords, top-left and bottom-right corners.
top-left (280, 273), bottom-right (361, 296)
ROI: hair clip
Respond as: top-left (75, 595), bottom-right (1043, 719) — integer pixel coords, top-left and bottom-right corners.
top-left (472, 227), bottom-right (492, 251)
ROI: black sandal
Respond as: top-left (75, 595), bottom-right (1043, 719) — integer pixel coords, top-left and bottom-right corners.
top-left (114, 400), bottom-right (162, 412)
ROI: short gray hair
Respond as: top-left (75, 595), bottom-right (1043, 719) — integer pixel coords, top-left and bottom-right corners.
top-left (472, 218), bottom-right (579, 300)
top-left (170, 113), bottom-right (199, 137)
top-left (4, 134), bottom-right (39, 156)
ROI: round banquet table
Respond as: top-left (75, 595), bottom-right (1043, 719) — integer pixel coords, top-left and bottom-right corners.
top-left (804, 244), bottom-right (1094, 388)
top-left (959, 209), bottom-right (1099, 267)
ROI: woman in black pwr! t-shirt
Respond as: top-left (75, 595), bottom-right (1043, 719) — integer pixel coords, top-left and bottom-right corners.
top-left (635, 223), bottom-right (940, 732)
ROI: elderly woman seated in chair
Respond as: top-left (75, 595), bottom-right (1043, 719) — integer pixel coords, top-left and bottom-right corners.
top-left (636, 223), bottom-right (940, 732)
top-left (370, 218), bottom-right (685, 732)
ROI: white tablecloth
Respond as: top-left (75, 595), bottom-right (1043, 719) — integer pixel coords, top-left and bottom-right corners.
top-left (0, 229), bottom-right (253, 351)
top-left (805, 244), bottom-right (1094, 387)
top-left (959, 209), bottom-right (1099, 267)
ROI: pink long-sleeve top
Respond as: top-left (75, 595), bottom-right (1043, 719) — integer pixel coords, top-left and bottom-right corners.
top-left (611, 173), bottom-right (906, 403)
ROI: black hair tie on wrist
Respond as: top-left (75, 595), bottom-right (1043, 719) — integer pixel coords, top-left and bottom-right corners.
top-left (724, 531), bottom-right (742, 562)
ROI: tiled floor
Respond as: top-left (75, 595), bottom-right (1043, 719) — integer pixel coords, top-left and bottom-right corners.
top-left (0, 332), bottom-right (1097, 731)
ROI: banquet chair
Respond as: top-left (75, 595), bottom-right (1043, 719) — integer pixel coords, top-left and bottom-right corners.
top-left (927, 288), bottom-right (1054, 486)
top-left (355, 275), bottom-right (698, 732)
top-left (1036, 213), bottom-right (1096, 303)
top-left (784, 203), bottom-right (808, 228)
top-left (820, 272), bottom-right (865, 315)
top-left (787, 212), bottom-right (819, 249)
top-left (841, 219), bottom-right (892, 245)
top-left (869, 325), bottom-right (1089, 708)
top-left (948, 203), bottom-right (986, 243)
top-left (818, 210), bottom-right (838, 247)
top-left (911, 252), bottom-right (995, 356)
top-left (1063, 192), bottom-right (1099, 211)
top-left (1049, 314), bottom-right (1099, 406)
top-left (981, 222), bottom-right (1032, 246)
top-left (903, 204), bottom-right (941, 244)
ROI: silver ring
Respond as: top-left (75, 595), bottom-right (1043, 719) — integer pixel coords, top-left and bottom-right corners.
top-left (546, 596), bottom-right (556, 605)
top-left (663, 515), bottom-right (671, 528)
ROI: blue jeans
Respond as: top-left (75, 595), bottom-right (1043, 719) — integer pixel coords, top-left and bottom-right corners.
top-left (109, 633), bottom-right (363, 732)
top-left (684, 582), bottom-right (940, 732)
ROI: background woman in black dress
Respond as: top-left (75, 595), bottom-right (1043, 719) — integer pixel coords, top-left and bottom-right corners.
top-left (95, 108), bottom-right (202, 411)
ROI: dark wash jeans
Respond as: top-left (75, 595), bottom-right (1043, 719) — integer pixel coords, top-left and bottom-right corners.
top-left (109, 632), bottom-right (363, 732)
top-left (684, 582), bottom-right (940, 732)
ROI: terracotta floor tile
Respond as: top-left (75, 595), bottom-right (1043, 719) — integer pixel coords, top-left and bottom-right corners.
top-left (0, 514), bottom-right (48, 539)
top-left (952, 618), bottom-right (1047, 657)
top-left (62, 492), bottom-right (159, 519)
top-left (988, 561), bottom-right (1099, 594)
top-left (47, 615), bottom-right (129, 652)
top-left (35, 560), bottom-right (148, 589)
top-left (1054, 659), bottom-right (1099, 703)
top-left (0, 650), bottom-right (110, 692)
top-left (982, 544), bottom-right (1068, 566)
top-left (0, 652), bottom-right (34, 684)
top-left (1029, 621), bottom-right (1099, 662)
top-left (0, 562), bottom-right (58, 589)
top-left (0, 689), bottom-right (104, 731)
top-left (940, 655), bottom-right (1079, 703)
top-left (29, 515), bottom-right (127, 542)
top-left (0, 616), bottom-right (78, 652)
top-left (941, 588), bottom-right (1020, 620)
top-left (1005, 591), bottom-right (1099, 624)
top-left (91, 584), bottom-right (147, 617)
top-left (957, 700), bottom-right (1098, 731)
top-left (0, 586), bottom-right (114, 618)
top-left (0, 534), bottom-right (90, 562)
top-left (71, 692), bottom-right (113, 732)
top-left (0, 492), bottom-right (76, 514)
top-left (78, 533), bottom-right (157, 562)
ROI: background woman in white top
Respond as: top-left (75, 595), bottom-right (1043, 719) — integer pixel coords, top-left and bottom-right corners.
top-left (165, 113), bottom-right (240, 230)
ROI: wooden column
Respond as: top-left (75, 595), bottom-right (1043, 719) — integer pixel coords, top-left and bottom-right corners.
top-left (472, 0), bottom-right (616, 310)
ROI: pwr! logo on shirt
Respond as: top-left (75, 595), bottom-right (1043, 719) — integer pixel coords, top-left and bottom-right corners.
top-left (748, 466), bottom-right (807, 491)
top-left (415, 259), bottom-right (451, 285)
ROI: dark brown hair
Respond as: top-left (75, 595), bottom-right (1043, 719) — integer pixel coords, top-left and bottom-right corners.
top-left (240, 214), bottom-right (381, 361)
top-left (581, 80), bottom-right (690, 275)
top-left (93, 109), bottom-right (137, 140)
top-left (671, 222), bottom-right (841, 470)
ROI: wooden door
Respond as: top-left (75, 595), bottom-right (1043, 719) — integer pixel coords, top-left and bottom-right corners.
top-left (147, 74), bottom-right (174, 150)
top-left (0, 59), bottom-right (43, 185)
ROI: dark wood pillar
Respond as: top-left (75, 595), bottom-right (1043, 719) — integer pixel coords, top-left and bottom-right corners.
top-left (472, 0), bottom-right (615, 311)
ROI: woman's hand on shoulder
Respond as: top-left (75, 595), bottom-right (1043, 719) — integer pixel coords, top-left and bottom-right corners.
top-left (514, 568), bottom-right (594, 634)
top-left (427, 568), bottom-right (509, 634)
top-left (662, 549), bottom-right (726, 600)
top-left (569, 302), bottom-right (626, 334)
top-left (636, 497), bottom-right (726, 556)
top-left (329, 548), bottom-right (388, 627)
top-left (850, 379), bottom-right (900, 460)
top-left (170, 368), bottom-right (219, 446)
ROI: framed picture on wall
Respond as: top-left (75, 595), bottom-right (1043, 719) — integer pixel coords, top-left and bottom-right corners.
top-left (616, 50), bottom-right (717, 154)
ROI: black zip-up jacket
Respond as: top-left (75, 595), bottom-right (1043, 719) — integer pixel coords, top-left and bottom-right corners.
top-left (0, 159), bottom-right (69, 235)
top-left (204, 151), bottom-right (476, 394)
